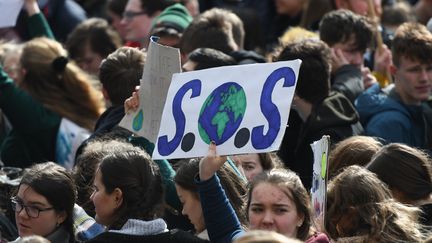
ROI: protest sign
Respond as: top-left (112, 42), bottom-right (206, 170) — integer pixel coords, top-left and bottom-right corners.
top-left (153, 60), bottom-right (301, 159)
top-left (0, 0), bottom-right (24, 28)
top-left (119, 37), bottom-right (181, 143)
top-left (310, 135), bottom-right (330, 231)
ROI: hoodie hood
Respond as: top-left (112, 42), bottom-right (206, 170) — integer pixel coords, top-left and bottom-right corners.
top-left (308, 91), bottom-right (360, 133)
top-left (355, 83), bottom-right (411, 126)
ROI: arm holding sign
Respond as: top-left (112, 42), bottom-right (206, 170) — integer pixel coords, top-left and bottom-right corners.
top-left (124, 87), bottom-right (140, 114)
top-left (24, 0), bottom-right (55, 39)
top-left (196, 143), bottom-right (244, 243)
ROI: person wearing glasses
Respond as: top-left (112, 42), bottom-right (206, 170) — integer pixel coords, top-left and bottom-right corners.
top-left (120, 0), bottom-right (176, 48)
top-left (10, 162), bottom-right (76, 243)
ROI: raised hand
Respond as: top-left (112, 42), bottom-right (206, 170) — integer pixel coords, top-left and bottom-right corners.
top-left (199, 142), bottom-right (226, 181)
top-left (331, 48), bottom-right (349, 72)
top-left (373, 44), bottom-right (392, 75)
top-left (124, 86), bottom-right (140, 114)
top-left (24, 0), bottom-right (40, 16)
top-left (362, 66), bottom-right (378, 89)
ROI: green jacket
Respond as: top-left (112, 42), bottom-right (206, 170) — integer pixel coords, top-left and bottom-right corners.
top-left (0, 13), bottom-right (58, 167)
top-left (0, 68), bottom-right (60, 167)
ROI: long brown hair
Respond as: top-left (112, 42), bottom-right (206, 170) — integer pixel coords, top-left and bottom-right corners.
top-left (326, 165), bottom-right (424, 242)
top-left (367, 143), bottom-right (432, 203)
top-left (329, 136), bottom-right (382, 179)
top-left (20, 37), bottom-right (104, 130)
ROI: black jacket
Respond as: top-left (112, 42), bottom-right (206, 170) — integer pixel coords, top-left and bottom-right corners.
top-left (75, 105), bottom-right (131, 161)
top-left (331, 64), bottom-right (364, 105)
top-left (229, 50), bottom-right (266, 65)
top-left (278, 92), bottom-right (363, 189)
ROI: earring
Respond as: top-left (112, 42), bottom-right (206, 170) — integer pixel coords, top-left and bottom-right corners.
top-left (297, 222), bottom-right (303, 227)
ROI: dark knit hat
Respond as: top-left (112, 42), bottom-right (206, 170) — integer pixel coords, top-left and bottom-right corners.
top-left (151, 3), bottom-right (193, 33)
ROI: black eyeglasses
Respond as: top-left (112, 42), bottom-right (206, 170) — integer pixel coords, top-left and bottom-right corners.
top-left (11, 197), bottom-right (54, 218)
top-left (123, 10), bottom-right (147, 21)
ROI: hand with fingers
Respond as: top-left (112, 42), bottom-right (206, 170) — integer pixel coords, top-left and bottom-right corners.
top-left (124, 86), bottom-right (140, 114)
top-left (373, 44), bottom-right (392, 75)
top-left (362, 66), bottom-right (378, 89)
top-left (331, 48), bottom-right (349, 72)
top-left (199, 142), bottom-right (227, 181)
top-left (24, 0), bottom-right (40, 16)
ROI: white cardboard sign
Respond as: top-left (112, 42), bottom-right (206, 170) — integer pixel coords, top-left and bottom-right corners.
top-left (152, 60), bottom-right (301, 159)
top-left (310, 135), bottom-right (330, 231)
top-left (119, 37), bottom-right (181, 143)
top-left (0, 0), bottom-right (24, 28)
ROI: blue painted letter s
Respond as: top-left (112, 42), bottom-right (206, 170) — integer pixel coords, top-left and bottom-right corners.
top-left (158, 79), bottom-right (201, 156)
top-left (251, 67), bottom-right (296, 149)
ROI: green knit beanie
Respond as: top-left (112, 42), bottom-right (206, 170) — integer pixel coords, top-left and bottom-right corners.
top-left (151, 3), bottom-right (193, 33)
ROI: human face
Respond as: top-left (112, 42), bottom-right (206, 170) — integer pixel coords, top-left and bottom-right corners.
top-left (236, 154), bottom-right (263, 181)
top-left (90, 169), bottom-right (118, 226)
top-left (175, 184), bottom-right (205, 233)
top-left (393, 57), bottom-right (432, 105)
top-left (108, 11), bottom-right (128, 39)
top-left (332, 36), bottom-right (364, 70)
top-left (14, 184), bottom-right (66, 237)
top-left (248, 183), bottom-right (303, 238)
top-left (274, 0), bottom-right (304, 17)
top-left (75, 42), bottom-right (104, 75)
top-left (121, 0), bottom-right (156, 43)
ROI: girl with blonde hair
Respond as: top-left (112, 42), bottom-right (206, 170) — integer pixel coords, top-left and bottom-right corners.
top-left (0, 37), bottom-right (104, 168)
top-left (19, 37), bottom-right (103, 130)
top-left (0, 0), bottom-right (104, 168)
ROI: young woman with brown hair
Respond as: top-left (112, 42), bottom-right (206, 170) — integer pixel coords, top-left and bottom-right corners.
top-left (0, 0), bottom-right (104, 167)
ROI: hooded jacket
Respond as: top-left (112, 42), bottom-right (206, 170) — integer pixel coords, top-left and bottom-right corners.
top-left (278, 91), bottom-right (363, 189)
top-left (356, 83), bottom-right (429, 148)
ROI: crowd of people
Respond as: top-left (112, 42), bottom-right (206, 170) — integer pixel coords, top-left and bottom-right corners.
top-left (0, 0), bottom-right (432, 242)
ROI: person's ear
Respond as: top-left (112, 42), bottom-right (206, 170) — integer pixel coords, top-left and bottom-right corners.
top-left (113, 188), bottom-right (123, 208)
top-left (20, 67), bottom-right (27, 76)
top-left (292, 93), bottom-right (301, 106)
top-left (297, 212), bottom-right (305, 228)
top-left (56, 210), bottom-right (67, 226)
top-left (102, 87), bottom-right (110, 101)
top-left (390, 64), bottom-right (397, 76)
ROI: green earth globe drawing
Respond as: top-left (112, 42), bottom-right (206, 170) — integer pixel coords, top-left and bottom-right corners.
top-left (198, 82), bottom-right (247, 145)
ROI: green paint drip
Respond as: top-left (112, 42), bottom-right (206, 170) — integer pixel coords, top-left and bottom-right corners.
top-left (321, 152), bottom-right (327, 179)
top-left (133, 109), bottom-right (144, 131)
